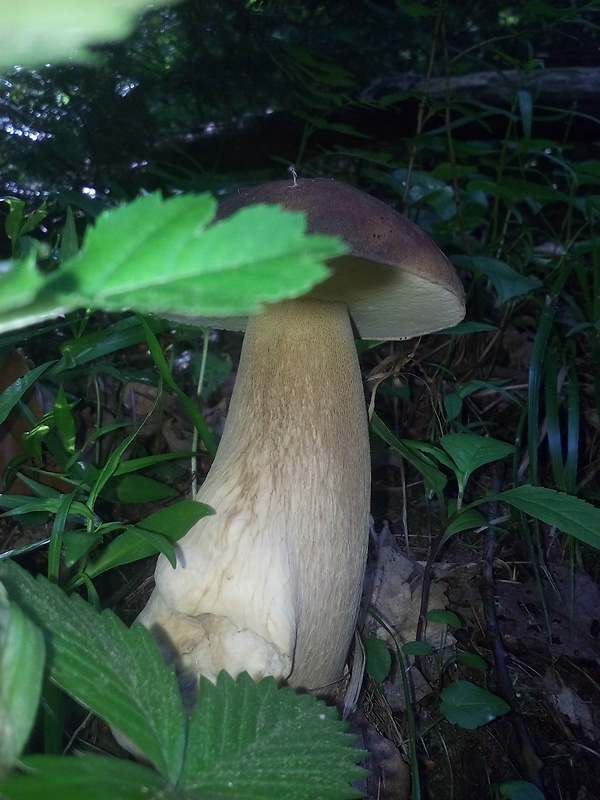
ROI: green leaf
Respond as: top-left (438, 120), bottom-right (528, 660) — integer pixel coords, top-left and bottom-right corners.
top-left (498, 779), bottom-right (545, 800)
top-left (0, 754), bottom-right (177, 800)
top-left (84, 501), bottom-right (211, 579)
top-left (0, 583), bottom-right (45, 779)
top-left (371, 413), bottom-right (447, 499)
top-left (362, 636), bottom-right (392, 684)
top-left (103, 474), bottom-right (179, 504)
top-left (0, 560), bottom-right (186, 784)
top-left (52, 386), bottom-right (77, 453)
top-left (426, 609), bottom-right (461, 628)
top-left (0, 195), bottom-right (342, 337)
top-left (0, 0), bottom-right (179, 69)
top-left (57, 315), bottom-right (170, 370)
top-left (0, 256), bottom-right (72, 335)
top-left (53, 194), bottom-right (341, 318)
top-left (440, 680), bottom-right (510, 729)
top-left (181, 672), bottom-right (366, 798)
top-left (402, 641), bottom-right (434, 657)
top-left (452, 255), bottom-right (540, 302)
top-left (440, 434), bottom-right (515, 478)
top-left (456, 652), bottom-right (488, 672)
top-left (61, 531), bottom-right (103, 567)
top-left (443, 507), bottom-right (488, 539)
top-left (498, 485), bottom-right (600, 549)
top-left (0, 361), bottom-right (54, 427)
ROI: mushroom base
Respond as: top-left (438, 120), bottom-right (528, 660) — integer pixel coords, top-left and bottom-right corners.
top-left (138, 298), bottom-right (371, 701)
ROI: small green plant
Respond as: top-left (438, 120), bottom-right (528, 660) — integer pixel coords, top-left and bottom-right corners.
top-left (0, 559), bottom-right (366, 799)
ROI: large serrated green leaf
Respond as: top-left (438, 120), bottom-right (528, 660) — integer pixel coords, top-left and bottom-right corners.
top-left (52, 194), bottom-right (341, 317)
top-left (0, 754), bottom-right (179, 800)
top-left (0, 583), bottom-right (45, 779)
top-left (0, 560), bottom-right (185, 784)
top-left (498, 485), bottom-right (600, 549)
top-left (0, 194), bottom-right (343, 336)
top-left (181, 672), bottom-right (366, 799)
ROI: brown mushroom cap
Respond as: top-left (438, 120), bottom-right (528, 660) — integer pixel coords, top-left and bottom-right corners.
top-left (196, 178), bottom-right (465, 340)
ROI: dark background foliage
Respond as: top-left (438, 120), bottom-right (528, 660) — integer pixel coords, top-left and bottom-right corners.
top-left (2, 0), bottom-right (599, 202)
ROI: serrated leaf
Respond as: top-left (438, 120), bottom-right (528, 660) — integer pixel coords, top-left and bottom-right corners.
top-left (362, 636), bottom-right (392, 684)
top-left (498, 485), bottom-right (600, 549)
top-left (0, 754), bottom-right (178, 800)
top-left (84, 500), bottom-right (211, 579)
top-left (181, 672), bottom-right (366, 799)
top-left (440, 433), bottom-right (515, 478)
top-left (52, 194), bottom-right (341, 318)
top-left (440, 680), bottom-right (510, 729)
top-left (0, 583), bottom-right (45, 779)
top-left (0, 560), bottom-right (185, 784)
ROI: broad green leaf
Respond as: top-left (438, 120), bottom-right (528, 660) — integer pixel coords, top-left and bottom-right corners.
top-left (440, 680), bottom-right (510, 729)
top-left (498, 779), bottom-right (545, 800)
top-left (84, 501), bottom-right (211, 580)
top-left (0, 583), bottom-right (45, 779)
top-left (362, 636), bottom-right (392, 684)
top-left (0, 754), bottom-right (178, 800)
top-left (440, 434), bottom-right (515, 478)
top-left (0, 195), bottom-right (342, 336)
top-left (456, 652), bottom-right (488, 672)
top-left (181, 672), bottom-right (366, 798)
top-left (0, 560), bottom-right (186, 784)
top-left (426, 609), bottom-right (461, 628)
top-left (452, 255), bottom-right (540, 302)
top-left (498, 485), bottom-right (600, 550)
top-left (52, 193), bottom-right (341, 318)
top-left (443, 507), bottom-right (488, 539)
top-left (61, 531), bottom-right (103, 567)
top-left (102, 474), bottom-right (179, 504)
top-left (0, 0), bottom-right (179, 69)
top-left (402, 641), bottom-right (434, 657)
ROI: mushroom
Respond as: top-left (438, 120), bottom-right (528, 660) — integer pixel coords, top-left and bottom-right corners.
top-left (137, 178), bottom-right (465, 701)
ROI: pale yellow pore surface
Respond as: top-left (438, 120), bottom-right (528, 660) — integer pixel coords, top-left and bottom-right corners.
top-left (138, 299), bottom-right (370, 695)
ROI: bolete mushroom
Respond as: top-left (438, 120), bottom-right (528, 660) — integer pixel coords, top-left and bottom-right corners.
top-left (138, 178), bottom-right (465, 701)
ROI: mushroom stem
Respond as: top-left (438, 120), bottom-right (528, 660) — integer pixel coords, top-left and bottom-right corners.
top-left (139, 298), bottom-right (370, 697)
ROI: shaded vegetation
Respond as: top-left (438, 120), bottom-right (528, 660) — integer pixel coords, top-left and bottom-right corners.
top-left (1, 1), bottom-right (600, 799)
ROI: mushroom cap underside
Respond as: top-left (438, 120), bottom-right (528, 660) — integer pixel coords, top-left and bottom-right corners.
top-left (182, 178), bottom-right (466, 340)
